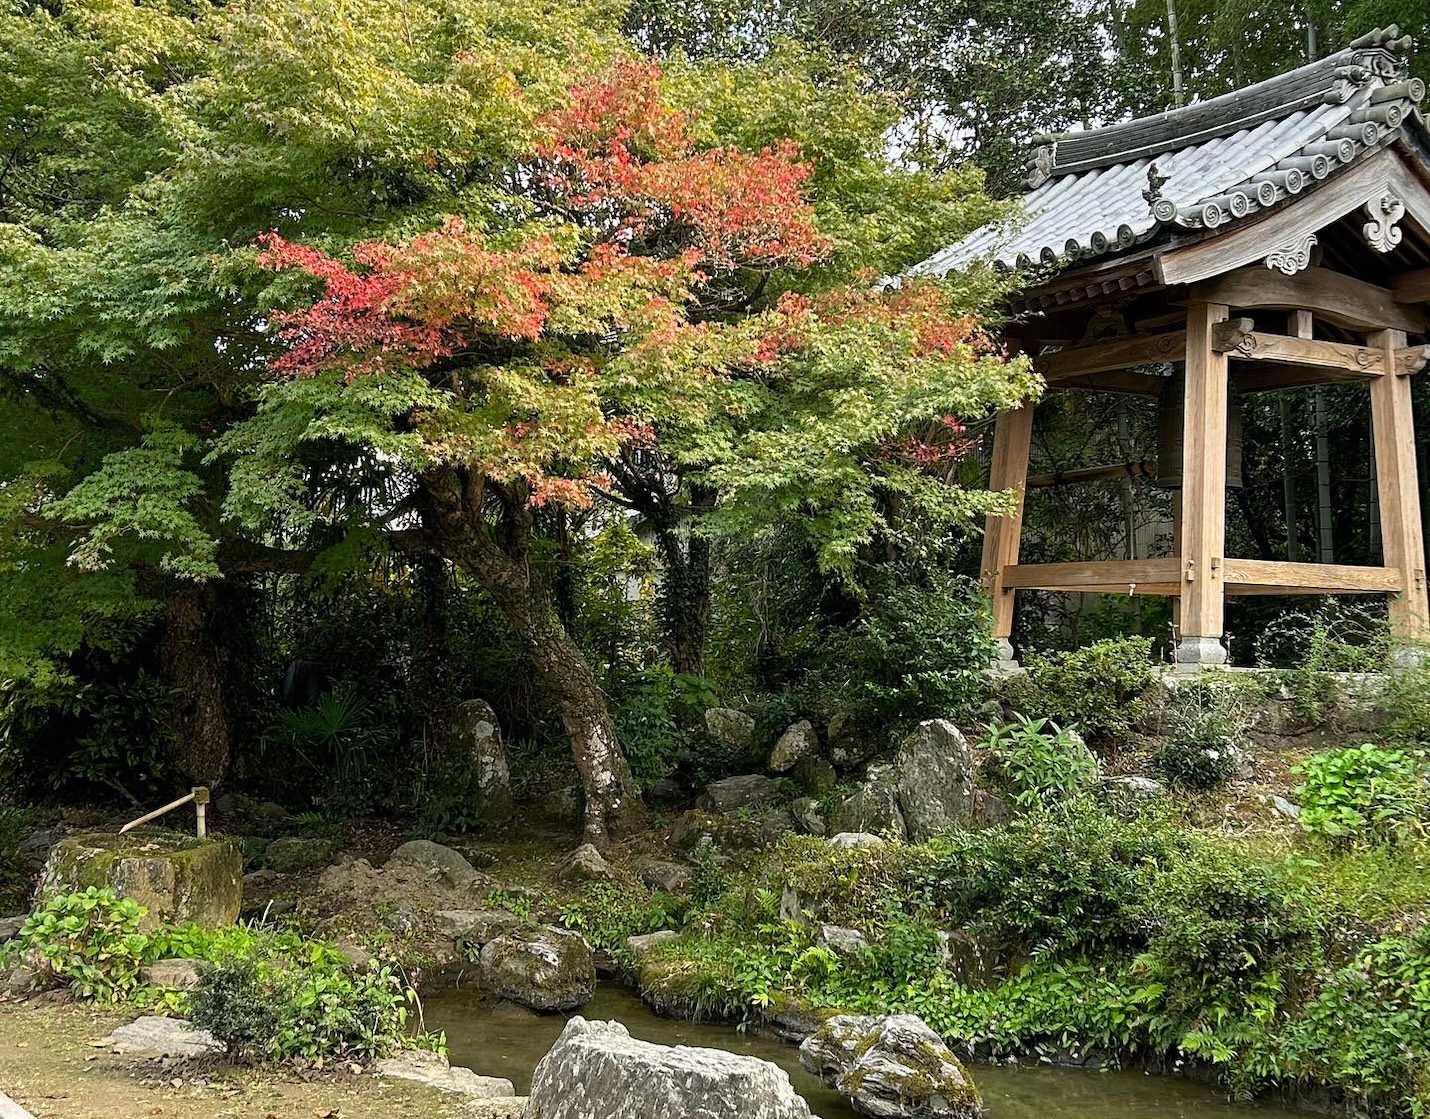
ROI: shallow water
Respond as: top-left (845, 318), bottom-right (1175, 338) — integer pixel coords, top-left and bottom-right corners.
top-left (423, 984), bottom-right (1309, 1118)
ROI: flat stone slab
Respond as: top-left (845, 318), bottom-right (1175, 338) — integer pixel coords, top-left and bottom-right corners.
top-left (376, 1050), bottom-right (515, 1098)
top-left (0, 1091), bottom-right (38, 1119)
top-left (461, 1100), bottom-right (528, 1118)
top-left (106, 1016), bottom-right (224, 1057)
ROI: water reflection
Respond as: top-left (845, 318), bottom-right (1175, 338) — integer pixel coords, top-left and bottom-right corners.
top-left (423, 984), bottom-right (1306, 1118)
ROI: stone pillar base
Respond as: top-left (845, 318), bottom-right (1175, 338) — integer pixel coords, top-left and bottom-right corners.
top-left (1174, 636), bottom-right (1228, 672)
top-left (990, 637), bottom-right (1021, 677)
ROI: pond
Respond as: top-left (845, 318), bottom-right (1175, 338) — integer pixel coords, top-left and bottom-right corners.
top-left (423, 984), bottom-right (1310, 1119)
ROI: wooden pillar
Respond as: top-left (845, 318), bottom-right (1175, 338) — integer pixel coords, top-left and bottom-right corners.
top-left (1177, 302), bottom-right (1230, 666)
top-left (981, 401), bottom-right (1035, 657)
top-left (1369, 328), bottom-right (1430, 641)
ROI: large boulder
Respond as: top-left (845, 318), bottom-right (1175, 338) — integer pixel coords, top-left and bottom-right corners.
top-left (527, 1016), bottom-right (816, 1119)
top-left (480, 926), bottom-right (596, 1012)
top-left (700, 775), bottom-right (783, 815)
top-left (387, 839), bottom-right (484, 888)
top-left (559, 843), bottom-right (615, 884)
top-left (831, 765), bottom-right (906, 839)
top-left (895, 720), bottom-right (976, 841)
top-left (438, 908), bottom-right (523, 945)
top-left (704, 708), bottom-right (756, 754)
top-left (442, 699), bottom-right (514, 823)
top-left (830, 720), bottom-right (977, 843)
top-left (828, 711), bottom-right (879, 769)
top-left (768, 721), bottom-right (818, 773)
top-left (38, 831), bottom-right (241, 932)
top-left (800, 1014), bottom-right (981, 1119)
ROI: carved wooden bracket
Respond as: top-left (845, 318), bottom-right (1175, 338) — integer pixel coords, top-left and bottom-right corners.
top-left (1364, 190), bottom-right (1406, 252)
top-left (1211, 318), bottom-right (1257, 357)
top-left (1264, 233), bottom-right (1318, 275)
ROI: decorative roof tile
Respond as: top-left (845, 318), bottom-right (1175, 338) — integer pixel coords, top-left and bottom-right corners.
top-left (913, 27), bottom-right (1426, 277)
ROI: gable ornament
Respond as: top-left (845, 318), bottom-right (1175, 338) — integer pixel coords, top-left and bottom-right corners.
top-left (1363, 190), bottom-right (1405, 252)
top-left (1264, 233), bottom-right (1318, 275)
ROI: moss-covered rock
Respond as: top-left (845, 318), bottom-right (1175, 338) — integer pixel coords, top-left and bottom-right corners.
top-left (800, 1013), bottom-right (982, 1118)
top-left (37, 829), bottom-right (242, 932)
top-left (479, 925), bottom-right (595, 1012)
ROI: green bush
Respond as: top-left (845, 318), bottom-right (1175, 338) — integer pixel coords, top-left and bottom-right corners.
top-left (1151, 675), bottom-right (1264, 790)
top-left (915, 800), bottom-right (1182, 957)
top-left (1294, 743), bottom-right (1427, 844)
top-left (6, 887), bottom-right (150, 1003)
top-left (188, 940), bottom-right (424, 1063)
top-left (1376, 656), bottom-right (1430, 749)
top-left (1277, 925), bottom-right (1430, 1115)
top-left (981, 715), bottom-right (1099, 808)
top-left (849, 567), bottom-right (997, 725)
top-left (1013, 636), bottom-right (1153, 743)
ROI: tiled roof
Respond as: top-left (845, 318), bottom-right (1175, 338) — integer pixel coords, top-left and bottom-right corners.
top-left (913, 27), bottom-right (1428, 276)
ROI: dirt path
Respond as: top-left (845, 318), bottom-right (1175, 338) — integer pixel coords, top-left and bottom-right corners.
top-left (0, 1002), bottom-right (470, 1119)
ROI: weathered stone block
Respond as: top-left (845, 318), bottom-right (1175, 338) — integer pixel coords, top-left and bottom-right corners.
top-left (38, 830), bottom-right (242, 932)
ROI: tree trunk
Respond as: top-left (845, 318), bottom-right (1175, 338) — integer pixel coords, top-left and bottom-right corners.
top-left (655, 484), bottom-right (716, 678)
top-left (157, 582), bottom-right (233, 788)
top-left (658, 529), bottom-right (711, 677)
top-left (427, 475), bottom-right (646, 844)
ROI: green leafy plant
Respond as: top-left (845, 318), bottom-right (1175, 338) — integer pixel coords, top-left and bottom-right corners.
top-left (1013, 636), bottom-right (1153, 742)
top-left (981, 714), bottom-right (1099, 807)
top-left (1294, 743), bottom-right (1427, 845)
top-left (1150, 674), bottom-right (1264, 790)
top-left (188, 939), bottom-right (428, 1063)
top-left (8, 888), bottom-right (150, 1003)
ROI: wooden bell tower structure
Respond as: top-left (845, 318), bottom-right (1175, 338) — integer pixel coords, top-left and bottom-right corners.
top-left (914, 27), bottom-right (1430, 667)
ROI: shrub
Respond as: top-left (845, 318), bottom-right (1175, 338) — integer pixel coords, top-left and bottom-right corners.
top-left (981, 715), bottom-right (1099, 808)
top-left (915, 800), bottom-right (1183, 957)
top-left (186, 933), bottom-right (428, 1062)
top-left (849, 567), bottom-right (997, 726)
top-left (1013, 636), bottom-right (1153, 742)
top-left (1375, 656), bottom-right (1430, 749)
top-left (7, 888), bottom-right (150, 1003)
top-left (1294, 743), bottom-right (1427, 844)
top-left (1150, 674), bottom-right (1264, 790)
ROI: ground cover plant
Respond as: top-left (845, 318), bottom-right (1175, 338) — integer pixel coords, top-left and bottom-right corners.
top-left (635, 792), bottom-right (1430, 1117)
top-left (1, 889), bottom-right (435, 1063)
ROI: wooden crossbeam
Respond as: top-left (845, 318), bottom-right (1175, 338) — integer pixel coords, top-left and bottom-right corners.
top-left (1223, 559), bottom-right (1403, 593)
top-left (1391, 267), bottom-right (1430, 304)
top-left (1187, 265), bottom-right (1428, 334)
top-left (999, 559), bottom-right (1181, 590)
top-left (1212, 319), bottom-right (1385, 373)
top-left (1032, 331), bottom-right (1185, 380)
top-left (997, 558), bottom-right (1403, 598)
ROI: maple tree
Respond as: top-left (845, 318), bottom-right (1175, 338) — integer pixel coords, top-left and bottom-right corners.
top-left (1, 0), bottom-right (1032, 837)
top-left (236, 60), bottom-right (1034, 839)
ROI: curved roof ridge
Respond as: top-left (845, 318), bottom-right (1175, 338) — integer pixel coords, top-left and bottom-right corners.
top-left (1027, 29), bottom-right (1412, 184)
top-left (909, 29), bottom-right (1430, 279)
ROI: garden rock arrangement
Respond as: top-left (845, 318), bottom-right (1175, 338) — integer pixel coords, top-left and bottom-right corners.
top-left (527, 1016), bottom-right (816, 1119)
top-left (38, 831), bottom-right (242, 932)
top-left (801, 1013), bottom-right (982, 1119)
top-left (480, 926), bottom-right (596, 1012)
top-left (442, 698), bottom-right (515, 823)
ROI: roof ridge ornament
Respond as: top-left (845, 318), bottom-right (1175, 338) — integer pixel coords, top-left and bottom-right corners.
top-left (1143, 163), bottom-right (1177, 222)
top-left (1026, 145), bottom-right (1054, 189)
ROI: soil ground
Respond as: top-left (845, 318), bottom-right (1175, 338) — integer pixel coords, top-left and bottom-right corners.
top-left (0, 1001), bottom-right (469, 1119)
